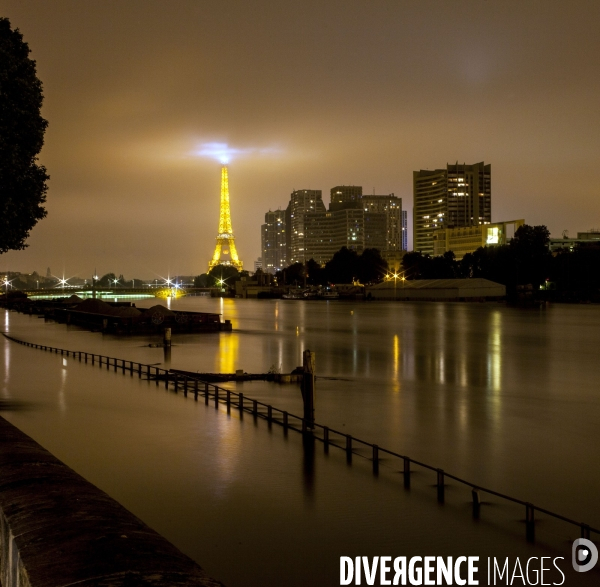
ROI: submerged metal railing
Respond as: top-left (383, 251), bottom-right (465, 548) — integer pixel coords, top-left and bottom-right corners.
top-left (3, 332), bottom-right (598, 545)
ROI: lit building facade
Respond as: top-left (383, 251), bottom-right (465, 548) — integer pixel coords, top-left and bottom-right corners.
top-left (361, 194), bottom-right (403, 253)
top-left (329, 185), bottom-right (363, 211)
top-left (413, 162), bottom-right (491, 255)
top-left (401, 210), bottom-right (408, 251)
top-left (261, 209), bottom-right (287, 274)
top-left (433, 219), bottom-right (524, 259)
top-left (304, 208), bottom-right (387, 265)
top-left (287, 189), bottom-right (326, 264)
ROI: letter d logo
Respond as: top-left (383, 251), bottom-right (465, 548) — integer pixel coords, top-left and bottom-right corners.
top-left (572, 538), bottom-right (598, 572)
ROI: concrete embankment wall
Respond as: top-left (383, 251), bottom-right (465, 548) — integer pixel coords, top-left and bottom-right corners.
top-left (0, 416), bottom-right (224, 587)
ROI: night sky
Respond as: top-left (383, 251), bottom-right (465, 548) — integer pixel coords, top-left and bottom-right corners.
top-left (2, 1), bottom-right (599, 279)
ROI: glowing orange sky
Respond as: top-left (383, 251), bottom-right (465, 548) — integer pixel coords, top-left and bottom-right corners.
top-left (2, 1), bottom-right (599, 278)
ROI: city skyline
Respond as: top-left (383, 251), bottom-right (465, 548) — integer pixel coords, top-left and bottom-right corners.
top-left (1, 1), bottom-right (599, 278)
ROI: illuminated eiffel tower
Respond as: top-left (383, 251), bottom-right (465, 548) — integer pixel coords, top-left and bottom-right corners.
top-left (208, 165), bottom-right (243, 271)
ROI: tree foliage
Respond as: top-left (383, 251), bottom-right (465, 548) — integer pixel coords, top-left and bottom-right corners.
top-left (0, 18), bottom-right (49, 253)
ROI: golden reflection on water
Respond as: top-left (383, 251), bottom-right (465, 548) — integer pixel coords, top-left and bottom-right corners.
top-left (213, 414), bottom-right (242, 497)
top-left (217, 333), bottom-right (239, 373)
top-left (488, 310), bottom-right (502, 393)
top-left (393, 334), bottom-right (399, 391)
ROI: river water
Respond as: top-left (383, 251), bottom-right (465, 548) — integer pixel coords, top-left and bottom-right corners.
top-left (1, 298), bottom-right (599, 586)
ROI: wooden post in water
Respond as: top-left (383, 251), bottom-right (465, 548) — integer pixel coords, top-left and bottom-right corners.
top-left (526, 503), bottom-right (535, 542)
top-left (472, 488), bottom-right (481, 518)
top-left (301, 350), bottom-right (315, 430)
top-left (403, 457), bottom-right (411, 488)
top-left (163, 327), bottom-right (172, 347)
top-left (437, 469), bottom-right (445, 503)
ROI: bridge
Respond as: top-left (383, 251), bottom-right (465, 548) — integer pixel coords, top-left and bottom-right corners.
top-left (11, 287), bottom-right (220, 299)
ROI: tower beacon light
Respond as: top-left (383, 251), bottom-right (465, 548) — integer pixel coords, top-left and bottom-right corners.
top-left (208, 165), bottom-right (243, 271)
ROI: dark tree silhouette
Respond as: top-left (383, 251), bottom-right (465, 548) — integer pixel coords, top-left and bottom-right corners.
top-left (325, 247), bottom-right (359, 284)
top-left (208, 264), bottom-right (240, 287)
top-left (0, 18), bottom-right (49, 253)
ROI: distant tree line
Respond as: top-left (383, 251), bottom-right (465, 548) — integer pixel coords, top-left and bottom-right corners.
top-left (276, 247), bottom-right (388, 287)
top-left (403, 224), bottom-right (600, 300)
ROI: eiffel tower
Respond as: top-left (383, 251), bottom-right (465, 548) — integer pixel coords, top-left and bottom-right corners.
top-left (208, 165), bottom-right (243, 271)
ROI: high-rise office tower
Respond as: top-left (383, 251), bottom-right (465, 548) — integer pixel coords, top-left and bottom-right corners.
top-left (413, 162), bottom-right (491, 255)
top-left (401, 210), bottom-right (408, 251)
top-left (304, 208), bottom-right (387, 265)
top-left (361, 194), bottom-right (402, 253)
top-left (287, 189), bottom-right (326, 264)
top-left (261, 209), bottom-right (287, 274)
top-left (329, 185), bottom-right (363, 211)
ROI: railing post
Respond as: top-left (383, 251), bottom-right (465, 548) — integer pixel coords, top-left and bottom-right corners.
top-left (372, 444), bottom-right (379, 474)
top-left (194, 380), bottom-right (198, 401)
top-left (323, 426), bottom-right (329, 451)
top-left (113, 358), bottom-right (117, 372)
top-left (437, 469), bottom-right (445, 503)
top-left (346, 435), bottom-right (352, 461)
top-left (526, 504), bottom-right (535, 542)
top-left (164, 370), bottom-right (169, 389)
top-left (472, 488), bottom-right (481, 518)
top-left (155, 367), bottom-right (159, 386)
top-left (183, 377), bottom-right (188, 397)
top-left (214, 387), bottom-right (219, 407)
top-left (267, 405), bottom-right (272, 422)
top-left (85, 353), bottom-right (88, 363)
top-left (129, 361), bottom-right (133, 375)
top-left (239, 393), bottom-right (244, 412)
top-left (121, 359), bottom-right (125, 374)
top-left (403, 457), bottom-right (411, 488)
top-left (226, 390), bottom-right (231, 408)
top-left (173, 374), bottom-right (178, 393)
top-left (283, 411), bottom-right (288, 430)
top-left (138, 363), bottom-right (142, 378)
top-left (253, 400), bottom-right (258, 416)
top-left (205, 385), bottom-right (209, 405)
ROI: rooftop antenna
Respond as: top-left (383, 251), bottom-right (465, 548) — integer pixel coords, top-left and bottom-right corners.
top-left (562, 230), bottom-right (569, 238)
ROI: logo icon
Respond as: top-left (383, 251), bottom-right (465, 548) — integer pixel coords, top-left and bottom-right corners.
top-left (572, 538), bottom-right (598, 572)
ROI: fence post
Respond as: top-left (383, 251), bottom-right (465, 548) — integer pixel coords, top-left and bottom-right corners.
top-left (372, 444), bottom-right (379, 474)
top-left (526, 504), bottom-right (535, 542)
top-left (472, 488), bottom-right (481, 518)
top-left (403, 457), bottom-right (411, 488)
top-left (301, 350), bottom-right (316, 430)
top-left (437, 469), bottom-right (445, 503)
